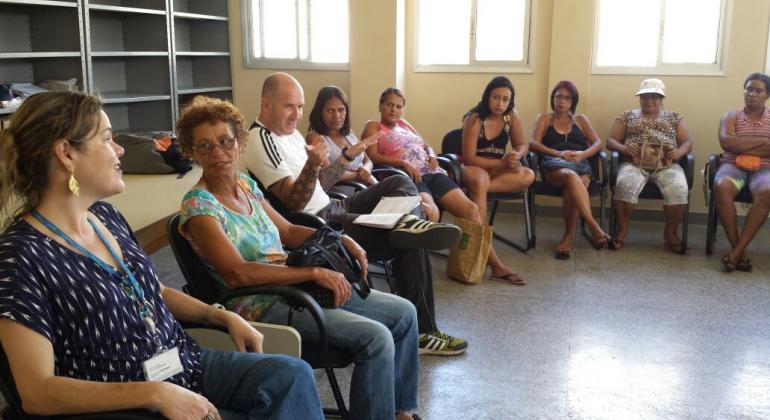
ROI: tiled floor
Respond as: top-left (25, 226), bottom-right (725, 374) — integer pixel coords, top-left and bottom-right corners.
top-left (149, 213), bottom-right (770, 419)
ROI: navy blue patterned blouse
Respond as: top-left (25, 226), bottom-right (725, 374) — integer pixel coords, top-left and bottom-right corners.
top-left (0, 202), bottom-right (202, 390)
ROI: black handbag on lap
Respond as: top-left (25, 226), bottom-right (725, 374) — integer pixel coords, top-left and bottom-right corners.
top-left (286, 226), bottom-right (370, 308)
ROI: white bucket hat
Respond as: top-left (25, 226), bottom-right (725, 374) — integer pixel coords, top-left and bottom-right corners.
top-left (635, 78), bottom-right (666, 97)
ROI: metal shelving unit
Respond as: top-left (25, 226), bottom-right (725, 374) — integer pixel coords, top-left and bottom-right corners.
top-left (0, 1), bottom-right (87, 92)
top-left (0, 0), bottom-right (231, 131)
top-left (170, 0), bottom-right (231, 119)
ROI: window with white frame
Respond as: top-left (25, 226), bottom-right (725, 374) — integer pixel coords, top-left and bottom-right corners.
top-left (593, 0), bottom-right (726, 74)
top-left (415, 0), bottom-right (532, 72)
top-left (242, 0), bottom-right (349, 69)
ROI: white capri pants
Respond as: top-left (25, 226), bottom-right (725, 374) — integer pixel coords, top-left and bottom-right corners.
top-left (614, 162), bottom-right (689, 205)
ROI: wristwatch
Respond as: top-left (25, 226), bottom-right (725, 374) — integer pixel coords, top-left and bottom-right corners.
top-left (205, 303), bottom-right (226, 326)
top-left (341, 146), bottom-right (355, 162)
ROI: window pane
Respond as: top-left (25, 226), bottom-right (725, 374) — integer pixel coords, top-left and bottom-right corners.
top-left (595, 0), bottom-right (661, 67)
top-left (475, 0), bottom-right (526, 61)
top-left (299, 0), bottom-right (308, 59)
top-left (662, 0), bottom-right (720, 63)
top-left (310, 0), bottom-right (349, 63)
top-left (262, 0), bottom-right (297, 59)
top-left (250, 1), bottom-right (261, 57)
top-left (418, 0), bottom-right (471, 65)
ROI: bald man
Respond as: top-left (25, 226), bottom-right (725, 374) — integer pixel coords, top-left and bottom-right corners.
top-left (243, 72), bottom-right (468, 358)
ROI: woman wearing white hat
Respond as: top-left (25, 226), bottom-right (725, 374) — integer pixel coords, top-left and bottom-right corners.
top-left (606, 78), bottom-right (692, 252)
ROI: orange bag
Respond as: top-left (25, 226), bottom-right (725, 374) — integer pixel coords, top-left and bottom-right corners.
top-left (736, 154), bottom-right (761, 171)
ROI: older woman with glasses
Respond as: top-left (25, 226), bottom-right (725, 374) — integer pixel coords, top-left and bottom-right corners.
top-left (175, 95), bottom-right (422, 420)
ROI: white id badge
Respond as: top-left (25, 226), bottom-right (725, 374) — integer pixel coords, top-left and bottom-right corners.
top-left (143, 347), bottom-right (184, 381)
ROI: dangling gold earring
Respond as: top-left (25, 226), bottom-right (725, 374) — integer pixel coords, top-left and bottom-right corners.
top-left (68, 170), bottom-right (80, 197)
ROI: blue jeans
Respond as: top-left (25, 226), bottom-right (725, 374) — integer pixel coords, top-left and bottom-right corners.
top-left (260, 290), bottom-right (419, 420)
top-left (200, 348), bottom-right (323, 420)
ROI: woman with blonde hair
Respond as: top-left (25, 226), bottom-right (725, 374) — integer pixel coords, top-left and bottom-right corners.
top-left (0, 91), bottom-right (322, 419)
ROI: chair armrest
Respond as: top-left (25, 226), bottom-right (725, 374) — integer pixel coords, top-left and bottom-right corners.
top-left (439, 153), bottom-right (460, 163)
top-left (609, 150), bottom-right (620, 187)
top-left (437, 155), bottom-right (462, 184)
top-left (333, 180), bottom-right (367, 192)
top-left (527, 152), bottom-right (538, 171)
top-left (327, 191), bottom-right (348, 200)
top-left (284, 212), bottom-right (327, 228)
top-left (706, 154), bottom-right (719, 189)
top-left (184, 323), bottom-right (301, 358)
top-left (371, 166), bottom-right (409, 180)
top-left (59, 411), bottom-right (164, 419)
top-left (217, 285), bottom-right (332, 354)
top-left (595, 150), bottom-right (609, 186)
top-left (679, 153), bottom-right (695, 189)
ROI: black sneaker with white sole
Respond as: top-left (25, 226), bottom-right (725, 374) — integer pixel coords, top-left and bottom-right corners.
top-left (388, 215), bottom-right (461, 250)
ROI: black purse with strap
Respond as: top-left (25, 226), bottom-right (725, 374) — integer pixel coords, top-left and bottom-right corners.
top-left (286, 226), bottom-right (370, 308)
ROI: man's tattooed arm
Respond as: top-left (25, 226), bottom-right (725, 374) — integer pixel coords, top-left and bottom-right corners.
top-left (274, 162), bottom-right (322, 211)
top-left (319, 157), bottom-right (350, 190)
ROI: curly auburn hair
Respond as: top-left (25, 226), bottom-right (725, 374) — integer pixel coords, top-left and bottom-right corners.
top-left (175, 96), bottom-right (249, 157)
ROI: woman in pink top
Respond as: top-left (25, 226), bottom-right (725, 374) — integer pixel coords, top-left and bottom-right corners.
top-left (363, 87), bottom-right (525, 285)
top-left (715, 72), bottom-right (770, 271)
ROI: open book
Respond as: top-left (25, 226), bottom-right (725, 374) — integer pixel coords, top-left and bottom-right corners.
top-left (353, 196), bottom-right (422, 229)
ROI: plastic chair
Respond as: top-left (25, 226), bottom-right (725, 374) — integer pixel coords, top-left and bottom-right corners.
top-left (528, 151), bottom-right (608, 247)
top-left (440, 128), bottom-right (534, 252)
top-left (703, 153), bottom-right (754, 255)
top-left (608, 151), bottom-right (695, 254)
top-left (167, 215), bottom-right (353, 420)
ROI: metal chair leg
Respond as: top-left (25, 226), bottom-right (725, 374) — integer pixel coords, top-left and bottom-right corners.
top-left (323, 368), bottom-right (350, 420)
top-left (706, 192), bottom-right (718, 255)
top-left (680, 200), bottom-right (690, 254)
top-left (490, 198), bottom-right (532, 252)
top-left (383, 261), bottom-right (394, 293)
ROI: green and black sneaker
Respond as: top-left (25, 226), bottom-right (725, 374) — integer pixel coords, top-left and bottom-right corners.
top-left (418, 331), bottom-right (468, 356)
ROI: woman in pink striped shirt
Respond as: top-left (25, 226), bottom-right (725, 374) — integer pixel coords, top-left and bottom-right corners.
top-left (715, 72), bottom-right (770, 272)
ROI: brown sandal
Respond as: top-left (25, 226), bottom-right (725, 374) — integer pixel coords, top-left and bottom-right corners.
top-left (489, 273), bottom-right (526, 286)
top-left (736, 257), bottom-right (753, 272)
top-left (608, 237), bottom-right (625, 251)
top-left (721, 255), bottom-right (736, 272)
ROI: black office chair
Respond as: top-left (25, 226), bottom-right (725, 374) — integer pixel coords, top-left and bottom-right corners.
top-left (704, 153), bottom-right (754, 255)
top-left (167, 215), bottom-right (353, 420)
top-left (529, 151), bottom-right (608, 247)
top-left (441, 128), bottom-right (534, 252)
top-left (608, 151), bottom-right (694, 254)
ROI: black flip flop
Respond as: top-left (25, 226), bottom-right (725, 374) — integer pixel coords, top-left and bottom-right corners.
top-left (554, 250), bottom-right (571, 260)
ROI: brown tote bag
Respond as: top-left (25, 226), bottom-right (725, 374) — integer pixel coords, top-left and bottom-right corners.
top-left (447, 218), bottom-right (493, 284)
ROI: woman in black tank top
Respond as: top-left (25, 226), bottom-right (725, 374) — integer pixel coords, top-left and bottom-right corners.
top-left (529, 81), bottom-right (609, 259)
top-left (455, 76), bottom-right (534, 285)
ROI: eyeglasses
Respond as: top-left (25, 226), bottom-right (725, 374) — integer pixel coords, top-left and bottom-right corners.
top-left (192, 137), bottom-right (237, 154)
top-left (554, 94), bottom-right (572, 101)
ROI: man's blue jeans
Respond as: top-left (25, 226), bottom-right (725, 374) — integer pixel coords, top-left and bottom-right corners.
top-left (260, 290), bottom-right (420, 420)
top-left (200, 348), bottom-right (323, 419)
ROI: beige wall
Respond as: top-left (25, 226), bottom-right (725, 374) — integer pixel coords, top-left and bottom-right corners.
top-left (228, 0), bottom-right (770, 214)
top-left (227, 0), bottom-right (349, 132)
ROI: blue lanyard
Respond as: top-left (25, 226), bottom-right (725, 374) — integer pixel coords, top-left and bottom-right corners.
top-left (30, 211), bottom-right (153, 320)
